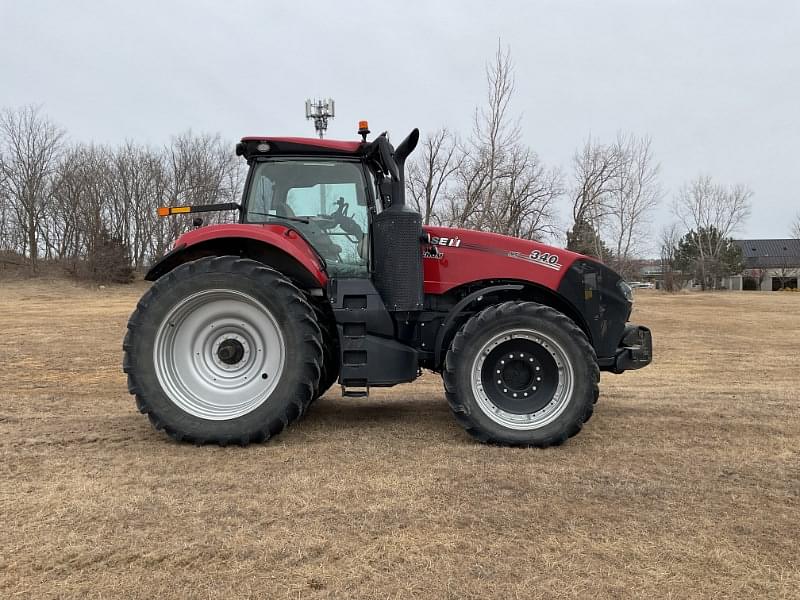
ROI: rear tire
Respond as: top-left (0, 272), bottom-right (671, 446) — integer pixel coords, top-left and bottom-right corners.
top-left (443, 301), bottom-right (598, 447)
top-left (310, 300), bottom-right (340, 402)
top-left (123, 256), bottom-right (322, 445)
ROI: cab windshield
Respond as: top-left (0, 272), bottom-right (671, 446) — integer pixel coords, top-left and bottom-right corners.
top-left (245, 160), bottom-right (370, 277)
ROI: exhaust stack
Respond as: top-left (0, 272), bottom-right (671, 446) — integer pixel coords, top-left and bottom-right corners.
top-left (370, 128), bottom-right (424, 311)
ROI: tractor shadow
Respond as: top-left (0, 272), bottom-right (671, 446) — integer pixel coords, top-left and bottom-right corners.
top-left (302, 391), bottom-right (453, 431)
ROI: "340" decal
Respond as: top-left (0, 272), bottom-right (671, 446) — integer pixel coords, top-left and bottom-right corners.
top-left (508, 249), bottom-right (563, 271)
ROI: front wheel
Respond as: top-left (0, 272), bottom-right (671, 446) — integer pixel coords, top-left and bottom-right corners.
top-left (443, 301), bottom-right (598, 447)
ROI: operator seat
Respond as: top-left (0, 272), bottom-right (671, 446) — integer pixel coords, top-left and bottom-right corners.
top-left (274, 199), bottom-right (296, 218)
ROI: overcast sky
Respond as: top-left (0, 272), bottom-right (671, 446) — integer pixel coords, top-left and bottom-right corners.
top-left (2, 0), bottom-right (798, 245)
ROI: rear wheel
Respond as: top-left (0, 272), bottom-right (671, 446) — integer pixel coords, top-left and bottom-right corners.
top-left (123, 256), bottom-right (322, 445)
top-left (310, 301), bottom-right (340, 402)
top-left (443, 301), bottom-right (598, 447)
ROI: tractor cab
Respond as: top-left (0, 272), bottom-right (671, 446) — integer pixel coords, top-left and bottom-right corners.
top-left (242, 157), bottom-right (372, 278)
top-left (235, 128), bottom-right (422, 296)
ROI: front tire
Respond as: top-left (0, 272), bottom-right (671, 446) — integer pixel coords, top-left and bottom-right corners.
top-left (443, 301), bottom-right (598, 447)
top-left (123, 256), bottom-right (322, 445)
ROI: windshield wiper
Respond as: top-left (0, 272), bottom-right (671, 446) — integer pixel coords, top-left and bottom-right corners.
top-left (246, 212), bottom-right (310, 224)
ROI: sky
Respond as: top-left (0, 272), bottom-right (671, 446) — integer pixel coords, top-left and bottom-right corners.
top-left (1, 0), bottom-right (798, 247)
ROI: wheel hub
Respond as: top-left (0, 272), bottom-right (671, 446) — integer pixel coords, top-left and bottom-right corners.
top-left (217, 339), bottom-right (244, 364)
top-left (213, 335), bottom-right (248, 368)
top-left (471, 330), bottom-right (574, 430)
top-left (501, 358), bottom-right (534, 391)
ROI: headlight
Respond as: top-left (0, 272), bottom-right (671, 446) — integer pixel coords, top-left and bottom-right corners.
top-left (618, 280), bottom-right (634, 303)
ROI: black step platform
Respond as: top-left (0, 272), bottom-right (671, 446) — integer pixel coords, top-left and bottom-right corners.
top-left (327, 278), bottom-right (419, 388)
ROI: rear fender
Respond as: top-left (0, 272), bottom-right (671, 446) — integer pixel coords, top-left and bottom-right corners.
top-left (145, 224), bottom-right (327, 290)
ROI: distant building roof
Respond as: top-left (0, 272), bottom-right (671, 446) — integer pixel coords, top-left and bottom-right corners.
top-left (734, 239), bottom-right (800, 269)
top-left (641, 265), bottom-right (664, 276)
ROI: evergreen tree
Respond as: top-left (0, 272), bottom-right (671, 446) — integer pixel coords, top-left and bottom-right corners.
top-left (566, 218), bottom-right (612, 261)
top-left (674, 227), bottom-right (743, 290)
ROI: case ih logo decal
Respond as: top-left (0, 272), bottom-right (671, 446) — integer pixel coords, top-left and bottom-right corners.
top-left (508, 249), bottom-right (563, 271)
top-left (429, 236), bottom-right (461, 247)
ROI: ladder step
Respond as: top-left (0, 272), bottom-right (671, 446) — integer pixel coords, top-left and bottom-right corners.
top-left (341, 385), bottom-right (369, 398)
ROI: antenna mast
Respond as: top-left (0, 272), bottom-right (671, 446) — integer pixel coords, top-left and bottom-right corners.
top-left (305, 98), bottom-right (335, 139)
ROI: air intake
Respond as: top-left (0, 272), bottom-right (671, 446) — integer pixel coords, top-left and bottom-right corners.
top-left (372, 210), bottom-right (424, 311)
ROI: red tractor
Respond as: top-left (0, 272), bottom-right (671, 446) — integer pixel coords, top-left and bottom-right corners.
top-left (123, 125), bottom-right (652, 447)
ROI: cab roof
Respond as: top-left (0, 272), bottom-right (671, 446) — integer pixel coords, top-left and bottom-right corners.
top-left (237, 136), bottom-right (364, 159)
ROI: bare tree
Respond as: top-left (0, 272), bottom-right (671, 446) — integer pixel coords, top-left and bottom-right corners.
top-left (659, 223), bottom-right (682, 292)
top-left (483, 145), bottom-right (563, 240)
top-left (444, 42), bottom-right (562, 240)
top-left (48, 144), bottom-right (113, 268)
top-left (473, 41), bottom-right (519, 216)
top-left (673, 175), bottom-right (752, 288)
top-left (605, 134), bottom-right (661, 278)
top-left (156, 131), bottom-right (243, 259)
top-left (445, 42), bottom-right (518, 230)
top-left (442, 147), bottom-right (490, 229)
top-left (0, 172), bottom-right (11, 252)
top-left (566, 136), bottom-right (625, 259)
top-left (49, 145), bottom-right (92, 263)
top-left (0, 106), bottom-right (65, 272)
top-left (406, 128), bottom-right (462, 225)
top-left (791, 213), bottom-right (800, 239)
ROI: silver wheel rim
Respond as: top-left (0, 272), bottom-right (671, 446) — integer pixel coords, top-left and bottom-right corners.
top-left (153, 289), bottom-right (285, 420)
top-left (470, 329), bottom-right (575, 430)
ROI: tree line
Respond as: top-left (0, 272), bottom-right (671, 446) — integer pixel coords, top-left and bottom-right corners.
top-left (0, 105), bottom-right (242, 279)
top-left (2, 44), bottom-right (774, 286)
top-left (403, 44), bottom-right (760, 287)
top-left (405, 45), bottom-right (664, 280)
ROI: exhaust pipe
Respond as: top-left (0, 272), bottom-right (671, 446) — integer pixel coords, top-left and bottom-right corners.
top-left (391, 128), bottom-right (420, 208)
top-left (363, 128), bottom-right (419, 209)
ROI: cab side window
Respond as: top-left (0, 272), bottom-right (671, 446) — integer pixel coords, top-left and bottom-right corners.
top-left (245, 160), bottom-right (370, 278)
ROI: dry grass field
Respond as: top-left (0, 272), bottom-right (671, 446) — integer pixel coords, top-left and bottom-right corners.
top-left (0, 279), bottom-right (798, 599)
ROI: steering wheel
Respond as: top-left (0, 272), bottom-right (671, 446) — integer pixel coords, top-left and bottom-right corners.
top-left (323, 197), bottom-right (364, 241)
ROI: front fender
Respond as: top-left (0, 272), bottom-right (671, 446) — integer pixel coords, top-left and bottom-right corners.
top-left (145, 224), bottom-right (328, 289)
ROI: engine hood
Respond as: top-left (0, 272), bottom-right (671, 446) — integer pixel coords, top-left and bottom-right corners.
top-left (421, 225), bottom-right (631, 359)
top-left (421, 225), bottom-right (593, 294)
